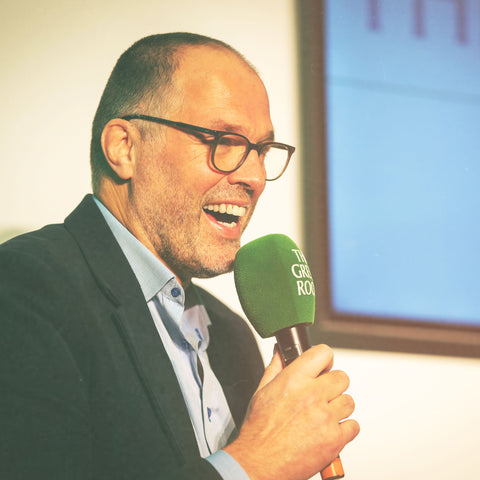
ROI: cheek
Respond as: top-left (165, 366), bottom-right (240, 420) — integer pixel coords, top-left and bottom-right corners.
top-left (139, 142), bottom-right (226, 205)
top-left (184, 150), bottom-right (218, 182)
top-left (179, 162), bottom-right (226, 198)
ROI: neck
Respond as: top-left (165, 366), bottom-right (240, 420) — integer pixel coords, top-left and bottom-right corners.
top-left (97, 182), bottom-right (190, 287)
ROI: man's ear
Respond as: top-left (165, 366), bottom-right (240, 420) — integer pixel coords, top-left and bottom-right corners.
top-left (101, 119), bottom-right (140, 180)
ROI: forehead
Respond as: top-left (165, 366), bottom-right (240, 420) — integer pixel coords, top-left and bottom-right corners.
top-left (170, 46), bottom-right (273, 136)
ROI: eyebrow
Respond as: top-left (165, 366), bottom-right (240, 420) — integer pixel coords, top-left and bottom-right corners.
top-left (209, 120), bottom-right (275, 143)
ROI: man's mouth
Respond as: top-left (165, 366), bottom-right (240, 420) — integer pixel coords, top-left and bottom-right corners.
top-left (202, 203), bottom-right (247, 229)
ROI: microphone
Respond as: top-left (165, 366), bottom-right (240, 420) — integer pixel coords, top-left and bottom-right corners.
top-left (234, 234), bottom-right (344, 480)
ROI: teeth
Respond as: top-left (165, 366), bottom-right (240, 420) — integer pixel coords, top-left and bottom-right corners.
top-left (218, 221), bottom-right (237, 229)
top-left (203, 203), bottom-right (247, 217)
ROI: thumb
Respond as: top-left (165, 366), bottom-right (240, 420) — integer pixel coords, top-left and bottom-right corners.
top-left (255, 345), bottom-right (283, 393)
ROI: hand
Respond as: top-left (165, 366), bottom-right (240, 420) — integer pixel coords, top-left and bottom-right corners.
top-left (224, 344), bottom-right (359, 480)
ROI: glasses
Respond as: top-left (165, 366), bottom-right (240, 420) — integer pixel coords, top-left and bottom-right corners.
top-left (121, 114), bottom-right (295, 181)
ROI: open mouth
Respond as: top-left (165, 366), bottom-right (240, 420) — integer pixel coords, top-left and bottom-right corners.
top-left (203, 203), bottom-right (247, 228)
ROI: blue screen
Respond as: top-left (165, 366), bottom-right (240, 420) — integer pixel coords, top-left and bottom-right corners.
top-left (325, 0), bottom-right (480, 326)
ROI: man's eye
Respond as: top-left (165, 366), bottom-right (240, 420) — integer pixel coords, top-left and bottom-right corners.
top-left (218, 135), bottom-right (245, 147)
top-left (201, 135), bottom-right (216, 144)
top-left (189, 131), bottom-right (215, 145)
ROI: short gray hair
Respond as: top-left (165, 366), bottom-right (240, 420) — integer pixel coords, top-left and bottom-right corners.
top-left (90, 32), bottom-right (250, 193)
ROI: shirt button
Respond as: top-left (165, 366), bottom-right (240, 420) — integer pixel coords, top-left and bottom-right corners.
top-left (171, 287), bottom-right (181, 298)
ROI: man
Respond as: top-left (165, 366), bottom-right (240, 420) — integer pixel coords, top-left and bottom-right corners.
top-left (0, 33), bottom-right (359, 480)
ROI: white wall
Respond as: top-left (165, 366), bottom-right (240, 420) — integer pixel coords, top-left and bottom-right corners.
top-left (1, 1), bottom-right (479, 479)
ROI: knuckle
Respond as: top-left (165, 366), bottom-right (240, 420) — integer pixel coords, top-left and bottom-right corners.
top-left (311, 343), bottom-right (334, 369)
top-left (316, 343), bottom-right (334, 358)
top-left (251, 385), bottom-right (269, 407)
top-left (342, 419), bottom-right (361, 443)
top-left (282, 373), bottom-right (297, 393)
top-left (341, 393), bottom-right (355, 412)
top-left (330, 370), bottom-right (350, 388)
top-left (352, 419), bottom-right (361, 437)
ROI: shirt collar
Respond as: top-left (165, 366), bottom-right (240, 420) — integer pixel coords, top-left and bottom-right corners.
top-left (93, 196), bottom-right (181, 302)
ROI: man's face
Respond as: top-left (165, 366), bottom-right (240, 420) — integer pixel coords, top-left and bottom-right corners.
top-left (128, 47), bottom-right (274, 284)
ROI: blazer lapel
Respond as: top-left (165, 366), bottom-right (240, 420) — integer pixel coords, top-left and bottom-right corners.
top-left (64, 195), bottom-right (200, 461)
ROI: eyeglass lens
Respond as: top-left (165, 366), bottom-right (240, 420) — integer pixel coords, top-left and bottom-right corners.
top-left (213, 134), bottom-right (289, 180)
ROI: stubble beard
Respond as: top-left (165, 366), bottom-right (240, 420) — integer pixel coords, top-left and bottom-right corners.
top-left (136, 182), bottom-right (248, 285)
top-left (132, 144), bottom-right (257, 283)
top-left (159, 225), bottom-right (240, 283)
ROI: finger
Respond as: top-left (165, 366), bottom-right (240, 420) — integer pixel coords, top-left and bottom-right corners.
top-left (285, 343), bottom-right (334, 379)
top-left (317, 370), bottom-right (350, 401)
top-left (256, 348), bottom-right (283, 392)
top-left (339, 418), bottom-right (360, 444)
top-left (328, 393), bottom-right (355, 421)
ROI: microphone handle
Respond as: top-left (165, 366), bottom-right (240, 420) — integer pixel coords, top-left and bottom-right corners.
top-left (275, 325), bottom-right (345, 480)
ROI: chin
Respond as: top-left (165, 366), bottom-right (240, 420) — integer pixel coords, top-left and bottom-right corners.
top-left (197, 259), bottom-right (235, 279)
top-left (192, 250), bottom-right (236, 279)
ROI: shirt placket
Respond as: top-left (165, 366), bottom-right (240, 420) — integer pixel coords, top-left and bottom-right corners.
top-left (195, 331), bottom-right (236, 453)
top-left (183, 311), bottom-right (236, 454)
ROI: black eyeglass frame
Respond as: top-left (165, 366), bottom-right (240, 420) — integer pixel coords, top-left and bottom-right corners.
top-left (121, 113), bottom-right (295, 181)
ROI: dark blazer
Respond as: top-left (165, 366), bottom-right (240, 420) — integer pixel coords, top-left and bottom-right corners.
top-left (0, 195), bottom-right (264, 480)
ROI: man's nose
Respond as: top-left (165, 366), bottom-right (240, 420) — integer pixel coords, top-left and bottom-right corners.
top-left (226, 149), bottom-right (266, 192)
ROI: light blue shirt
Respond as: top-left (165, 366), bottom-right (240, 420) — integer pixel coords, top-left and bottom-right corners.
top-left (93, 197), bottom-right (250, 480)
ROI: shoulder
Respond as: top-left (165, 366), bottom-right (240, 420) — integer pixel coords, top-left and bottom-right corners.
top-left (0, 213), bottom-right (114, 346)
top-left (0, 227), bottom-right (92, 403)
top-left (1, 222), bottom-right (77, 262)
top-left (0, 221), bottom-right (91, 290)
top-left (0, 195), bottom-right (122, 305)
top-left (0, 224), bottom-right (80, 293)
top-left (0, 226), bottom-right (94, 351)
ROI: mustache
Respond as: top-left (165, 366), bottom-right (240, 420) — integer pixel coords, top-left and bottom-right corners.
top-left (202, 185), bottom-right (255, 204)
